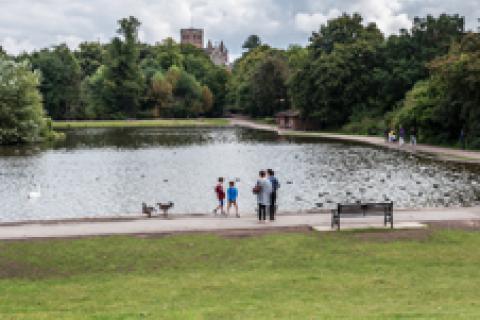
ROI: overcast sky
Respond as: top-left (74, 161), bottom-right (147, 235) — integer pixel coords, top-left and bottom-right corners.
top-left (1, 0), bottom-right (479, 61)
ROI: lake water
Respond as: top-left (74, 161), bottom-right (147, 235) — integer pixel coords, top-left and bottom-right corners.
top-left (1, 127), bottom-right (480, 222)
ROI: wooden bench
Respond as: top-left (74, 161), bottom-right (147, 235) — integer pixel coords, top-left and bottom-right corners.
top-left (331, 202), bottom-right (393, 230)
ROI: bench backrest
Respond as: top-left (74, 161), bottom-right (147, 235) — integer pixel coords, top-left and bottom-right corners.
top-left (338, 204), bottom-right (364, 214)
top-left (338, 202), bottom-right (392, 215)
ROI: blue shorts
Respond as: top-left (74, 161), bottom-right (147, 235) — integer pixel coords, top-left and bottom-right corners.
top-left (219, 199), bottom-right (224, 206)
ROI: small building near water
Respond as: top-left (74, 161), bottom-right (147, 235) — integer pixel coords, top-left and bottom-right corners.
top-left (275, 110), bottom-right (302, 130)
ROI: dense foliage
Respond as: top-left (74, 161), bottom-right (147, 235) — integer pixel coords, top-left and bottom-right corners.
top-left (0, 57), bottom-right (54, 144)
top-left (13, 17), bottom-right (229, 120)
top-left (392, 33), bottom-right (480, 148)
top-left (229, 13), bottom-right (475, 147)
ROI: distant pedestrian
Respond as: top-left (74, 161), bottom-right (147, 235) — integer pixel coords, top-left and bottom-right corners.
top-left (410, 126), bottom-right (417, 147)
top-left (227, 181), bottom-right (239, 218)
top-left (389, 130), bottom-right (396, 143)
top-left (399, 126), bottom-right (405, 146)
top-left (213, 177), bottom-right (225, 215)
top-left (460, 128), bottom-right (466, 150)
top-left (267, 169), bottom-right (280, 221)
top-left (253, 170), bottom-right (272, 223)
top-left (384, 128), bottom-right (389, 143)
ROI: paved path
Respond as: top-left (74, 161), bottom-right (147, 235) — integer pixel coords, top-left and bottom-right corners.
top-left (1, 207), bottom-right (479, 240)
top-left (231, 118), bottom-right (480, 164)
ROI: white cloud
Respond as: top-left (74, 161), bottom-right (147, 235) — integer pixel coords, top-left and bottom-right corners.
top-left (0, 0), bottom-right (479, 57)
top-left (1, 37), bottom-right (35, 55)
top-left (294, 0), bottom-right (411, 35)
top-left (294, 9), bottom-right (342, 33)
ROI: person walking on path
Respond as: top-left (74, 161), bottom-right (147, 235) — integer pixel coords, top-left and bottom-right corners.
top-left (253, 170), bottom-right (272, 223)
top-left (399, 126), bottom-right (406, 147)
top-left (227, 181), bottom-right (239, 218)
top-left (460, 128), bottom-right (466, 150)
top-left (410, 126), bottom-right (417, 148)
top-left (213, 177), bottom-right (226, 215)
top-left (384, 128), bottom-right (389, 143)
top-left (267, 169), bottom-right (280, 221)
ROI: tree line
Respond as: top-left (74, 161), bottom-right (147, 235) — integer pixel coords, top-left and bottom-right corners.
top-left (2, 16), bottom-right (228, 121)
top-left (2, 13), bottom-right (480, 147)
top-left (230, 13), bottom-right (480, 148)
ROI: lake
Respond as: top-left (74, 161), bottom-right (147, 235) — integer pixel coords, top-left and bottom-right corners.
top-left (1, 126), bottom-right (480, 222)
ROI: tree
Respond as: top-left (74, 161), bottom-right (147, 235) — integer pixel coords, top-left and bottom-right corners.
top-left (309, 13), bottom-right (382, 56)
top-left (148, 71), bottom-right (173, 117)
top-left (102, 16), bottom-right (144, 118)
top-left (291, 14), bottom-right (384, 128)
top-left (29, 44), bottom-right (82, 119)
top-left (0, 58), bottom-right (54, 144)
top-left (249, 54), bottom-right (290, 116)
top-left (75, 41), bottom-right (104, 79)
top-left (392, 33), bottom-right (480, 147)
top-left (242, 35), bottom-right (262, 51)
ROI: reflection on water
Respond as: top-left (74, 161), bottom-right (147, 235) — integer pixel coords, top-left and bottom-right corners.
top-left (1, 127), bottom-right (480, 222)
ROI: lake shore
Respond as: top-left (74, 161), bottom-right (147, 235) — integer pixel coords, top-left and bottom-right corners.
top-left (52, 118), bottom-right (231, 129)
top-left (232, 118), bottom-right (480, 164)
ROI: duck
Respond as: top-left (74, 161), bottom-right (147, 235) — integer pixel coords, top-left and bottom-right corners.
top-left (157, 202), bottom-right (174, 217)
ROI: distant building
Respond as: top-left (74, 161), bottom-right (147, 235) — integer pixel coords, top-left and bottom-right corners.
top-left (205, 40), bottom-right (229, 66)
top-left (180, 28), bottom-right (204, 48)
top-left (276, 110), bottom-right (302, 130)
top-left (180, 28), bottom-right (229, 66)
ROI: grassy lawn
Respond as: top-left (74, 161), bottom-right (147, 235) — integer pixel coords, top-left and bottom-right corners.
top-left (252, 117), bottom-right (276, 126)
top-left (1, 229), bottom-right (479, 319)
top-left (52, 118), bottom-right (231, 129)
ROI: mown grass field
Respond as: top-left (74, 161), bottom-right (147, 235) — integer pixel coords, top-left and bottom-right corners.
top-left (52, 119), bottom-right (230, 129)
top-left (0, 229), bottom-right (479, 319)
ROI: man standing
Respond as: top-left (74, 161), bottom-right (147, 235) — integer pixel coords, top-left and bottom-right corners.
top-left (267, 169), bottom-right (280, 221)
top-left (254, 171), bottom-right (272, 222)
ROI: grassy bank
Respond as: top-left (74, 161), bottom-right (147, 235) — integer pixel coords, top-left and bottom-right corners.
top-left (52, 118), bottom-right (230, 129)
top-left (1, 229), bottom-right (479, 319)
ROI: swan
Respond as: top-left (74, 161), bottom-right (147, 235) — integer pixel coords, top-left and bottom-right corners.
top-left (28, 184), bottom-right (41, 199)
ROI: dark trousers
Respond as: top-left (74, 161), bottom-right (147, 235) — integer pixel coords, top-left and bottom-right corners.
top-left (269, 192), bottom-right (277, 220)
top-left (258, 204), bottom-right (267, 221)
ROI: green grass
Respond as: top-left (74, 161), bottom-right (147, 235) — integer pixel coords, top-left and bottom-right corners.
top-left (52, 119), bottom-right (231, 129)
top-left (1, 229), bottom-right (480, 319)
top-left (252, 117), bottom-right (276, 125)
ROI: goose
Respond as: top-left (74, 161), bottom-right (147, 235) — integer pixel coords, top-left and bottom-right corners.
top-left (157, 202), bottom-right (174, 217)
top-left (142, 202), bottom-right (156, 218)
top-left (28, 184), bottom-right (41, 199)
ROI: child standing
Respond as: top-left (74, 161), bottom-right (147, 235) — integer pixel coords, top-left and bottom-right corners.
top-left (227, 181), bottom-right (239, 218)
top-left (213, 177), bottom-right (225, 215)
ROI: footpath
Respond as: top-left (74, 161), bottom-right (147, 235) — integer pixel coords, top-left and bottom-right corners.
top-left (231, 118), bottom-right (480, 164)
top-left (1, 207), bottom-right (480, 240)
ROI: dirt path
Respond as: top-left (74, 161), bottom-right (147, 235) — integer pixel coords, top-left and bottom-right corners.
top-left (231, 118), bottom-right (480, 164)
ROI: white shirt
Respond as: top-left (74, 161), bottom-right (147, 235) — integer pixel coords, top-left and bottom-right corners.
top-left (256, 178), bottom-right (272, 205)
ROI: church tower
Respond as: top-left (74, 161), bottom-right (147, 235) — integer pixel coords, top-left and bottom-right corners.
top-left (180, 28), bottom-right (204, 48)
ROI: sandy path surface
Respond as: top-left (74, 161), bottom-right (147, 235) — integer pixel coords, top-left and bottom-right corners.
top-left (1, 207), bottom-right (479, 240)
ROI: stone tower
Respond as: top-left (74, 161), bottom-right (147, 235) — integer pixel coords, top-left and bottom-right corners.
top-left (180, 28), bottom-right (204, 48)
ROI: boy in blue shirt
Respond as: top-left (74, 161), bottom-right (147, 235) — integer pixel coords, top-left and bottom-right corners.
top-left (227, 181), bottom-right (239, 218)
